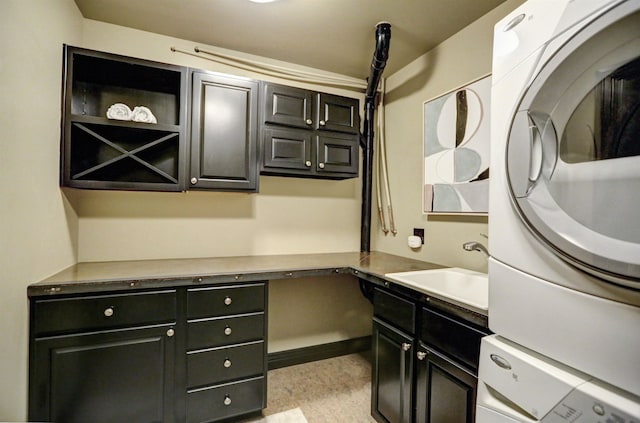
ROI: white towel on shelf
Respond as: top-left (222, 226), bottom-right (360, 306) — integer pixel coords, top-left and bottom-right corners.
top-left (106, 103), bottom-right (133, 121)
top-left (131, 106), bottom-right (158, 124)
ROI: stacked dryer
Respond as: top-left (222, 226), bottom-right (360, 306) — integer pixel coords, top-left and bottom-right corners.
top-left (478, 0), bottom-right (640, 420)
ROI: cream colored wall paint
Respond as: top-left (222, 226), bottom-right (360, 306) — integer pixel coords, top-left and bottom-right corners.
top-left (74, 19), bottom-right (364, 262)
top-left (268, 275), bottom-right (372, 352)
top-left (372, 0), bottom-right (526, 273)
top-left (0, 1), bottom-right (82, 420)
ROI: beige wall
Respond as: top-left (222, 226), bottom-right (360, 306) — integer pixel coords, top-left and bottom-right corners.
top-left (372, 0), bottom-right (526, 273)
top-left (0, 1), bottom-right (526, 419)
top-left (0, 1), bottom-right (82, 420)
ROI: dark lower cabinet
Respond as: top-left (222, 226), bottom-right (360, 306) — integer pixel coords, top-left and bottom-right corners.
top-left (29, 282), bottom-right (267, 423)
top-left (372, 319), bottom-right (413, 423)
top-left (29, 325), bottom-right (176, 423)
top-left (371, 286), bottom-right (489, 423)
top-left (415, 343), bottom-right (477, 423)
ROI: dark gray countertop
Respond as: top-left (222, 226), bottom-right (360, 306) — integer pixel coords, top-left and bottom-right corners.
top-left (28, 251), bottom-right (487, 323)
top-left (29, 251), bottom-right (441, 295)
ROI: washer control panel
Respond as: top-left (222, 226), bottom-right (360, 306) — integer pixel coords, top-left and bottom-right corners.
top-left (542, 379), bottom-right (640, 423)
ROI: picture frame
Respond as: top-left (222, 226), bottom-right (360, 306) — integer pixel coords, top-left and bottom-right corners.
top-left (423, 74), bottom-right (491, 214)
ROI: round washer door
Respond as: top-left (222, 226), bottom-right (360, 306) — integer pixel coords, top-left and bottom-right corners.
top-left (506, 1), bottom-right (640, 288)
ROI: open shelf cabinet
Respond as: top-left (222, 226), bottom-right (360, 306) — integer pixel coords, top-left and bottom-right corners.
top-left (61, 46), bottom-right (188, 191)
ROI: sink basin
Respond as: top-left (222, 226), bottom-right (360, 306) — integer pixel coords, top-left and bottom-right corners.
top-left (384, 268), bottom-right (488, 313)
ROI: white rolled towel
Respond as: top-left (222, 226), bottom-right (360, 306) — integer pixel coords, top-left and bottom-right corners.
top-left (131, 106), bottom-right (158, 124)
top-left (106, 103), bottom-right (133, 121)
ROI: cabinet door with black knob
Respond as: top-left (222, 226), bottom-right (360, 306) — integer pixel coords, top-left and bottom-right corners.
top-left (415, 343), bottom-right (477, 423)
top-left (371, 318), bottom-right (413, 423)
top-left (190, 72), bottom-right (259, 191)
top-left (29, 325), bottom-right (177, 423)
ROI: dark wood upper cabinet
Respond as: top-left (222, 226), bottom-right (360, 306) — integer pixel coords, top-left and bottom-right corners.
top-left (260, 82), bottom-right (360, 179)
top-left (189, 71), bottom-right (259, 192)
top-left (263, 84), bottom-right (314, 129)
top-left (60, 45), bottom-right (188, 191)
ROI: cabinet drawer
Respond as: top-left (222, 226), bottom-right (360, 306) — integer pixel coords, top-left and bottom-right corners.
top-left (187, 313), bottom-right (264, 350)
top-left (187, 341), bottom-right (265, 388)
top-left (373, 288), bottom-right (416, 335)
top-left (187, 283), bottom-right (265, 319)
top-left (420, 307), bottom-right (488, 372)
top-left (187, 377), bottom-right (265, 423)
top-left (32, 290), bottom-right (177, 336)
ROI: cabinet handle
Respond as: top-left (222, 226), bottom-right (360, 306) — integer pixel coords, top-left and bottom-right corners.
top-left (305, 160), bottom-right (312, 167)
top-left (417, 351), bottom-right (427, 360)
top-left (104, 307), bottom-right (114, 318)
top-left (319, 120), bottom-right (326, 126)
top-left (190, 177), bottom-right (198, 184)
top-left (318, 163), bottom-right (325, 169)
top-left (224, 359), bottom-right (232, 368)
top-left (224, 326), bottom-right (232, 336)
top-left (306, 119), bottom-right (313, 125)
top-left (167, 328), bottom-right (175, 337)
top-left (224, 296), bottom-right (232, 306)
top-left (402, 343), bottom-right (412, 351)
top-left (223, 395), bottom-right (232, 406)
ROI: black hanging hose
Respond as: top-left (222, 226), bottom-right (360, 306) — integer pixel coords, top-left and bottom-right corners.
top-left (361, 22), bottom-right (391, 253)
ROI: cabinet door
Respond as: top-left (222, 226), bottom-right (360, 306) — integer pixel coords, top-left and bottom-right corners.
top-left (262, 127), bottom-right (313, 173)
top-left (316, 134), bottom-right (359, 176)
top-left (316, 92), bottom-right (360, 134)
top-left (372, 318), bottom-right (413, 423)
top-left (29, 325), bottom-right (176, 423)
top-left (263, 83), bottom-right (314, 129)
top-left (190, 72), bottom-right (259, 191)
top-left (415, 343), bottom-right (477, 423)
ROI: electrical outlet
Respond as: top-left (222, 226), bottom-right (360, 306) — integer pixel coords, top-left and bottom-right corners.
top-left (413, 228), bottom-right (424, 244)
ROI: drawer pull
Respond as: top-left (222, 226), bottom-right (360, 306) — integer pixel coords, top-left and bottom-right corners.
top-left (104, 307), bottom-right (114, 318)
top-left (224, 326), bottom-right (232, 336)
top-left (224, 296), bottom-right (232, 306)
top-left (223, 359), bottom-right (232, 368)
top-left (417, 351), bottom-right (427, 361)
top-left (223, 395), bottom-right (232, 406)
top-left (402, 342), bottom-right (412, 351)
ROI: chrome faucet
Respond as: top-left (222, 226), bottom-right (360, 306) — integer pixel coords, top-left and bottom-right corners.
top-left (463, 241), bottom-right (489, 258)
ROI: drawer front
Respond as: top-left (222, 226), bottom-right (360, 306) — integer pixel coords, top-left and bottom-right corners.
top-left (33, 290), bottom-right (177, 336)
top-left (420, 307), bottom-right (488, 372)
top-left (187, 283), bottom-right (265, 319)
top-left (187, 341), bottom-right (265, 388)
top-left (373, 288), bottom-right (416, 335)
top-left (186, 377), bottom-right (265, 423)
top-left (187, 313), bottom-right (264, 350)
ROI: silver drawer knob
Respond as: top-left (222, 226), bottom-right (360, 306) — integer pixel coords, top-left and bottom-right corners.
top-left (223, 359), bottom-right (232, 368)
top-left (104, 307), bottom-right (114, 317)
top-left (224, 326), bottom-right (232, 336)
top-left (223, 395), bottom-right (232, 406)
top-left (305, 160), bottom-right (312, 167)
top-left (167, 328), bottom-right (175, 337)
top-left (190, 177), bottom-right (198, 184)
top-left (319, 120), bottom-right (326, 126)
top-left (306, 119), bottom-right (312, 125)
top-left (417, 351), bottom-right (427, 360)
top-left (224, 296), bottom-right (232, 306)
top-left (318, 162), bottom-right (325, 169)
top-left (402, 343), bottom-right (412, 351)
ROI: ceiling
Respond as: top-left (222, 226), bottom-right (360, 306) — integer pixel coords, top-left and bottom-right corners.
top-left (74, 0), bottom-right (506, 79)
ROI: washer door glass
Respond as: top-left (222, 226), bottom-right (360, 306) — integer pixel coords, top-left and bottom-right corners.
top-left (506, 2), bottom-right (640, 287)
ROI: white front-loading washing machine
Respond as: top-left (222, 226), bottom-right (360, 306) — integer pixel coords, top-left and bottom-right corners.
top-left (488, 0), bottom-right (640, 398)
top-left (476, 335), bottom-right (640, 422)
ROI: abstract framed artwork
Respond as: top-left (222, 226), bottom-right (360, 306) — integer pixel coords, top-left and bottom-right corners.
top-left (423, 74), bottom-right (491, 214)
